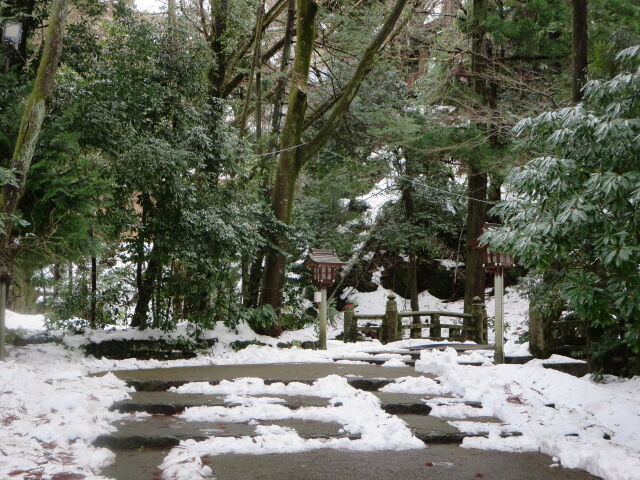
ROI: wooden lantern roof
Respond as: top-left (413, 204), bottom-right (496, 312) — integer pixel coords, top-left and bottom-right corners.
top-left (479, 223), bottom-right (515, 272)
top-left (304, 249), bottom-right (345, 287)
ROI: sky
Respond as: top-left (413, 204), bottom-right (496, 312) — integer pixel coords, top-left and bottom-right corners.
top-left (135, 0), bottom-right (165, 14)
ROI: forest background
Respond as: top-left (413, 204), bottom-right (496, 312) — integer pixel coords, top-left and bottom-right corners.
top-left (1, 0), bottom-right (639, 372)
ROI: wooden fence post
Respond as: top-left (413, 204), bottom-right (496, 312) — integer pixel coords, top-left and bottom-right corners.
top-left (471, 296), bottom-right (485, 344)
top-left (431, 313), bottom-right (441, 340)
top-left (383, 294), bottom-right (398, 344)
top-left (343, 304), bottom-right (355, 343)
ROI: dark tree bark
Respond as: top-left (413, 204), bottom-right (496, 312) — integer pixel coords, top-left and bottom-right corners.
top-left (399, 155), bottom-right (420, 338)
top-left (463, 168), bottom-right (488, 314)
top-left (131, 244), bottom-right (163, 329)
top-left (90, 255), bottom-right (97, 328)
top-left (463, 0), bottom-right (489, 315)
top-left (571, 0), bottom-right (588, 102)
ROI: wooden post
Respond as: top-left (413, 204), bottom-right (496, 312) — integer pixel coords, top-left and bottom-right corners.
top-left (494, 270), bottom-right (504, 364)
top-left (431, 313), bottom-right (441, 340)
top-left (319, 287), bottom-right (327, 349)
top-left (383, 294), bottom-right (398, 345)
top-left (343, 304), bottom-right (355, 343)
top-left (471, 296), bottom-right (485, 344)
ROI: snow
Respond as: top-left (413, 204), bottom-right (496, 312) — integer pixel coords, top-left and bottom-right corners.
top-left (162, 376), bottom-right (424, 479)
top-left (344, 282), bottom-right (530, 345)
top-left (171, 375), bottom-right (358, 399)
top-left (435, 259), bottom-right (464, 269)
top-left (380, 358), bottom-right (407, 367)
top-left (4, 285), bottom-right (635, 480)
top-left (356, 177), bottom-right (400, 223)
top-left (0, 349), bottom-right (131, 479)
top-left (379, 376), bottom-right (447, 395)
top-left (414, 347), bottom-right (640, 480)
top-left (5, 309), bottom-right (46, 331)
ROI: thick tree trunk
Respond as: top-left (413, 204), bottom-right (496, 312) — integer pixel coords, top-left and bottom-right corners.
top-left (464, 0), bottom-right (489, 315)
top-left (259, 0), bottom-right (410, 331)
top-left (1, 0), bottom-right (68, 247)
top-left (571, 0), bottom-right (588, 102)
top-left (259, 0), bottom-right (318, 324)
top-left (0, 0), bottom-right (68, 358)
top-left (131, 244), bottom-right (163, 329)
top-left (463, 167), bottom-right (488, 315)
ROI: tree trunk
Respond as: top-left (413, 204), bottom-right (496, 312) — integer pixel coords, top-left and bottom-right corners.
top-left (0, 0), bottom-right (68, 358)
top-left (399, 155), bottom-right (420, 338)
top-left (571, 0), bottom-right (588, 102)
top-left (90, 255), bottom-right (97, 328)
top-left (270, 0), bottom-right (296, 140)
top-left (259, 0), bottom-right (410, 330)
top-left (464, 167), bottom-right (487, 315)
top-left (259, 0), bottom-right (318, 325)
top-left (131, 244), bottom-right (163, 329)
top-left (464, 0), bottom-right (489, 315)
top-left (408, 253), bottom-right (420, 338)
top-left (1, 0), bottom-right (69, 247)
top-left (238, 0), bottom-right (265, 136)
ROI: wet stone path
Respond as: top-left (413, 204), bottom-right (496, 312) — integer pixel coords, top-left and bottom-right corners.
top-left (98, 359), bottom-right (597, 480)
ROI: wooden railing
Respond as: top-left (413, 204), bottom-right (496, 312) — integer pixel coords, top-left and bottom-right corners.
top-left (343, 294), bottom-right (487, 345)
top-left (548, 319), bottom-right (586, 355)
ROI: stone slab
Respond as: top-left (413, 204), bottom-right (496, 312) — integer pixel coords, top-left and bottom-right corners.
top-left (205, 446), bottom-right (598, 480)
top-left (95, 416), bottom-right (351, 450)
top-left (111, 391), bottom-right (331, 414)
top-left (110, 362), bottom-right (422, 383)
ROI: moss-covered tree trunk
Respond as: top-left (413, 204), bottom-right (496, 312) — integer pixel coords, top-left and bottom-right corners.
top-left (259, 0), bottom-right (410, 333)
top-left (259, 0), bottom-right (318, 326)
top-left (0, 0), bottom-right (68, 360)
top-left (1, 0), bottom-right (69, 246)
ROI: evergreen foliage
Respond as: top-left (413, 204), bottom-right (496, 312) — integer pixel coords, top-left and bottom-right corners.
top-left (487, 46), bottom-right (640, 372)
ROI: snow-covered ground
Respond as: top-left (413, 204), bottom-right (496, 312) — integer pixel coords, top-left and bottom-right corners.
top-left (2, 287), bottom-right (638, 480)
top-left (414, 347), bottom-right (640, 480)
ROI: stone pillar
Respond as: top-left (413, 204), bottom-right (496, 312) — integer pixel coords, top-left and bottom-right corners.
top-left (471, 296), bottom-right (485, 344)
top-left (383, 294), bottom-right (398, 344)
top-left (343, 304), bottom-right (355, 343)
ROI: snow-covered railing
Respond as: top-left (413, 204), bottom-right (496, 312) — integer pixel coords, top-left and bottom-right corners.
top-left (343, 295), bottom-right (487, 345)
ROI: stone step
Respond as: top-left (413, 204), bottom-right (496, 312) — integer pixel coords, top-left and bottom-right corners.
top-left (112, 363), bottom-right (422, 387)
top-left (398, 414), bottom-right (521, 444)
top-left (95, 417), bottom-right (354, 450)
top-left (111, 391), bottom-right (330, 415)
top-left (125, 376), bottom-right (402, 393)
top-left (112, 390), bottom-right (435, 416)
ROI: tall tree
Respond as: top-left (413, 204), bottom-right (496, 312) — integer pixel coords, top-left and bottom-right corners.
top-left (0, 0), bottom-right (69, 359)
top-left (259, 0), bottom-right (411, 329)
top-left (463, 0), bottom-right (489, 314)
top-left (572, 0), bottom-right (588, 101)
